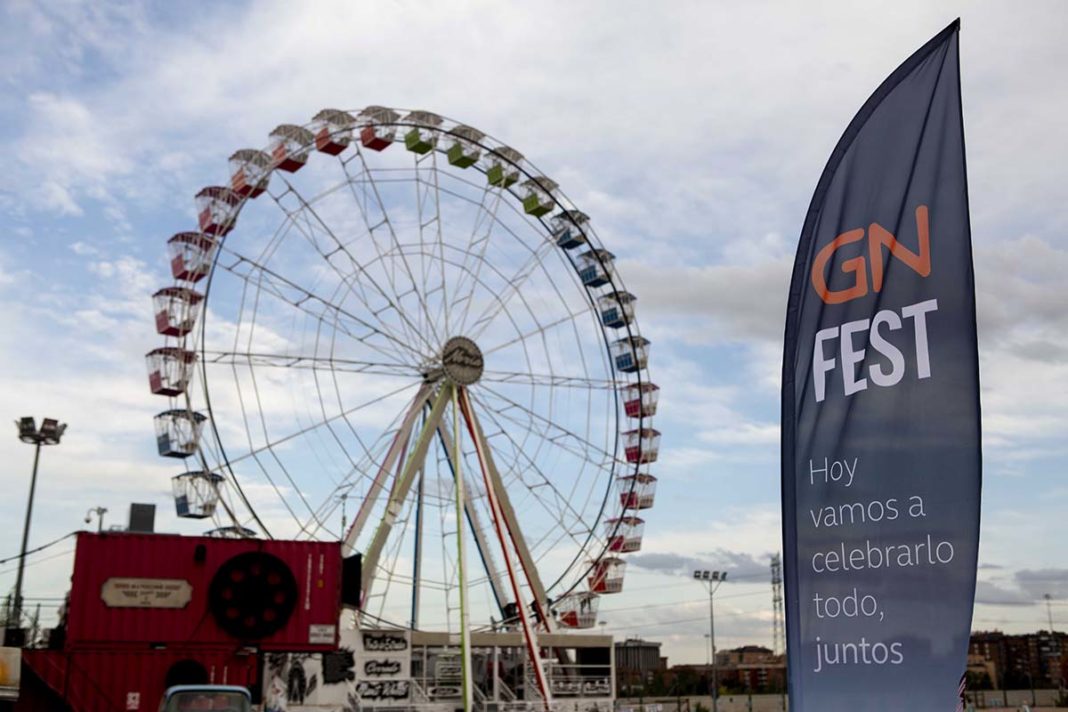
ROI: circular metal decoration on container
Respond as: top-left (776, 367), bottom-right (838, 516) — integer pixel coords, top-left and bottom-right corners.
top-left (208, 551), bottom-right (298, 639)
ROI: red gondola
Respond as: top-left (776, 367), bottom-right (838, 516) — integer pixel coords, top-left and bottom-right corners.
top-left (167, 232), bottom-right (215, 283)
top-left (229, 149), bottom-right (272, 198)
top-left (312, 109), bottom-right (357, 155)
top-left (195, 186), bottom-right (240, 236)
top-left (623, 428), bottom-right (661, 464)
top-left (153, 286), bottom-right (203, 337)
top-left (268, 124), bottom-right (315, 172)
top-left (146, 347), bottom-right (195, 396)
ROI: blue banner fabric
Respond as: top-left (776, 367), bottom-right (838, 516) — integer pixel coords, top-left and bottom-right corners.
top-left (781, 20), bottom-right (981, 711)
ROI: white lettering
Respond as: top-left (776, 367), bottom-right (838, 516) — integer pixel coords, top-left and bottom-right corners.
top-left (840, 318), bottom-right (870, 396)
top-left (813, 327), bottom-right (839, 403)
top-left (901, 299), bottom-right (938, 378)
top-left (868, 309), bottom-right (905, 386)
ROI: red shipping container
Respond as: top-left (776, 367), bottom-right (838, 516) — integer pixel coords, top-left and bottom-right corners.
top-left (67, 532), bottom-right (341, 652)
top-left (22, 647), bottom-right (258, 712)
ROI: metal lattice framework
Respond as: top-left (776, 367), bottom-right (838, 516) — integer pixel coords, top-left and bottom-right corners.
top-left (146, 108), bottom-right (661, 678)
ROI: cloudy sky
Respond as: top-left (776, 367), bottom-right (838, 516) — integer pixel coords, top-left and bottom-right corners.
top-left (1, 0), bottom-right (1066, 665)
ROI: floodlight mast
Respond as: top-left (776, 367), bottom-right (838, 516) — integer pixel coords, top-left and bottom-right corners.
top-left (694, 569), bottom-right (728, 712)
top-left (10, 417), bottom-right (66, 644)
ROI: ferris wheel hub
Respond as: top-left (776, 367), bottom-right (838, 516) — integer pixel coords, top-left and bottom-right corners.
top-left (440, 336), bottom-right (484, 386)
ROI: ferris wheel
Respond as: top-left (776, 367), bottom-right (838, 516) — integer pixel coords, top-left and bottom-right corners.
top-left (146, 107), bottom-right (661, 649)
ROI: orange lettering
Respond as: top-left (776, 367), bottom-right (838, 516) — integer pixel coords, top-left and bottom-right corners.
top-left (811, 229), bottom-right (868, 305)
top-left (868, 205), bottom-right (931, 293)
top-left (810, 205), bottom-right (931, 304)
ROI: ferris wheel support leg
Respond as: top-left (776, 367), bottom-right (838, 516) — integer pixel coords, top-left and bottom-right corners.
top-left (452, 386), bottom-right (474, 712)
top-left (457, 391), bottom-right (553, 632)
top-left (343, 382), bottom-right (433, 555)
top-left (435, 421), bottom-right (511, 615)
top-left (458, 388), bottom-right (553, 709)
top-left (410, 457), bottom-right (425, 629)
top-left (360, 385), bottom-right (452, 604)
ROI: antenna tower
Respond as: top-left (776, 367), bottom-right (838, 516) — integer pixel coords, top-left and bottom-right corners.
top-left (771, 553), bottom-right (784, 656)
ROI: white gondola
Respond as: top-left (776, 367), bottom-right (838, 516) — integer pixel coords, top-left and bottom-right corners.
top-left (444, 125), bottom-right (485, 169)
top-left (403, 110), bottom-right (443, 154)
top-left (154, 409), bottom-right (207, 458)
top-left (195, 187), bottom-right (240, 237)
top-left (551, 210), bottom-right (589, 249)
top-left (146, 347), bottom-right (195, 397)
top-left (228, 149), bottom-right (272, 198)
top-left (623, 428), bottom-right (661, 464)
top-left (622, 382), bottom-right (659, 418)
top-left (588, 557), bottom-right (626, 594)
top-left (168, 232), bottom-right (216, 283)
top-left (611, 335), bottom-right (649, 373)
top-left (555, 592), bottom-right (599, 629)
top-left (358, 106), bottom-right (399, 151)
top-left (153, 287), bottom-right (204, 337)
top-left (312, 108), bottom-right (357, 155)
top-left (618, 472), bottom-right (657, 510)
top-left (269, 124), bottom-right (315, 172)
top-left (599, 291), bottom-right (636, 328)
top-left (172, 470), bottom-right (225, 519)
top-left (484, 145), bottom-right (523, 187)
top-left (521, 177), bottom-right (557, 217)
top-left (604, 516), bottom-right (645, 553)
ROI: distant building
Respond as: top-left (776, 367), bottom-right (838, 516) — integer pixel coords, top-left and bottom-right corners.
top-left (715, 646), bottom-right (786, 693)
top-left (615, 638), bottom-right (664, 691)
top-left (969, 630), bottom-right (1066, 689)
top-left (665, 646), bottom-right (785, 695)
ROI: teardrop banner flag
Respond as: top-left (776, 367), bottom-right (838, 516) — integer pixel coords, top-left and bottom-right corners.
top-left (781, 20), bottom-right (980, 710)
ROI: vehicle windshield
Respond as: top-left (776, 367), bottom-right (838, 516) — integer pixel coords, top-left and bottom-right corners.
top-left (164, 691), bottom-right (251, 712)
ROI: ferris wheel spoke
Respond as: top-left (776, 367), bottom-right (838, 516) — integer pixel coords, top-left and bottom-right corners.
top-left (270, 178), bottom-right (438, 360)
top-left (467, 244), bottom-right (559, 343)
top-left (478, 370), bottom-right (619, 390)
top-left (275, 180), bottom-right (431, 357)
top-left (475, 384), bottom-right (619, 466)
top-left (339, 160), bottom-right (440, 355)
top-left (414, 149), bottom-right (453, 338)
top-left (220, 380), bottom-right (421, 470)
top-left (228, 348), bottom-right (330, 533)
top-left (201, 349), bottom-right (416, 377)
top-left (466, 393), bottom-right (607, 595)
top-left (255, 185), bottom-right (426, 364)
top-left (480, 304), bottom-right (596, 359)
top-left (451, 185), bottom-right (507, 335)
top-left (299, 418), bottom-right (403, 542)
top-left (344, 150), bottom-right (444, 349)
top-left (467, 389), bottom-right (607, 538)
top-left (215, 245), bottom-right (421, 367)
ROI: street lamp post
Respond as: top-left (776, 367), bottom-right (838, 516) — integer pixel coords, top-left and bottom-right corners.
top-left (694, 570), bottom-right (727, 712)
top-left (10, 417), bottom-right (66, 644)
